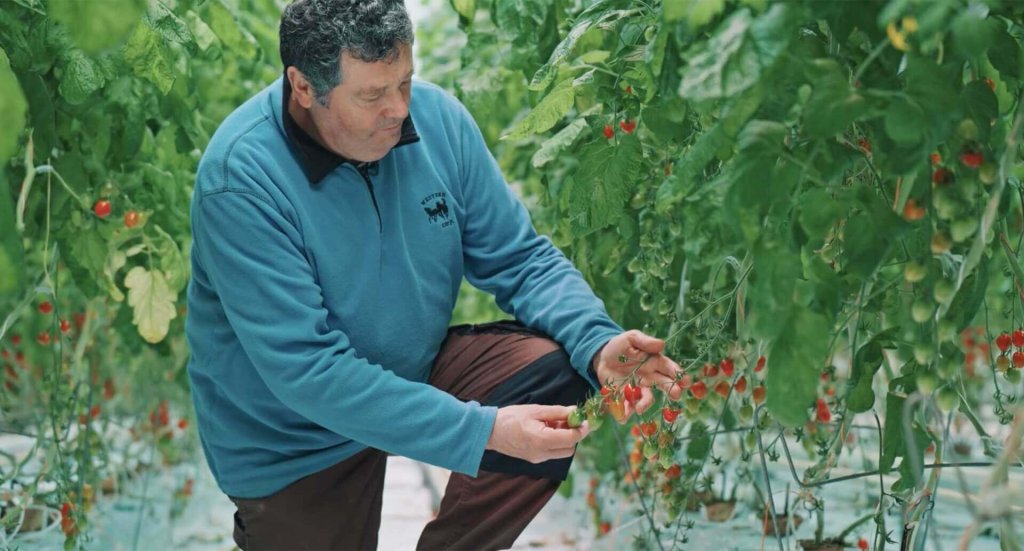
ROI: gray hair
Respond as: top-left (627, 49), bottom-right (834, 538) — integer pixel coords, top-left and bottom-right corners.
top-left (279, 0), bottom-right (414, 106)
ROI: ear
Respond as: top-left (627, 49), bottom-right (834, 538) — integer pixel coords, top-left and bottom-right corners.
top-left (286, 67), bottom-right (316, 109)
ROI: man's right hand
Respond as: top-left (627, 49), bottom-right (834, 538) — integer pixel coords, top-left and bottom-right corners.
top-left (485, 405), bottom-right (590, 464)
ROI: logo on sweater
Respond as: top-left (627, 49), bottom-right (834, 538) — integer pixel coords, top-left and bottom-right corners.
top-left (420, 192), bottom-right (452, 228)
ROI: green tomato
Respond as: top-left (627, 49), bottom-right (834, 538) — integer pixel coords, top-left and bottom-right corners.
top-left (937, 319), bottom-right (957, 343)
top-left (950, 218), bottom-right (977, 243)
top-left (567, 409), bottom-right (584, 428)
top-left (979, 163), bottom-right (997, 185)
top-left (935, 386), bottom-right (959, 413)
top-left (904, 261), bottom-right (927, 283)
top-left (933, 279), bottom-right (955, 304)
top-left (957, 118), bottom-right (979, 140)
top-left (586, 412), bottom-right (603, 431)
top-left (659, 453), bottom-right (674, 469)
top-left (739, 404), bottom-right (754, 423)
top-left (914, 343), bottom-right (935, 365)
top-left (932, 188), bottom-right (959, 221)
top-left (643, 441), bottom-right (659, 459)
top-left (916, 371), bottom-right (939, 395)
top-left (931, 232), bottom-right (953, 255)
top-left (744, 430), bottom-right (757, 449)
top-left (911, 300), bottom-right (934, 324)
top-left (1006, 367), bottom-right (1022, 385)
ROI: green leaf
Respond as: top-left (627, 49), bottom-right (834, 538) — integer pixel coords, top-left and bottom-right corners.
top-left (884, 96), bottom-right (926, 146)
top-left (186, 10), bottom-right (218, 52)
top-left (529, 17), bottom-right (592, 91)
top-left (765, 309), bottom-right (830, 427)
top-left (502, 81), bottom-right (575, 140)
top-left (657, 87), bottom-right (763, 212)
top-left (747, 242), bottom-right (800, 342)
top-left (893, 424), bottom-right (931, 492)
top-left (685, 422), bottom-right (711, 459)
top-left (147, 3), bottom-right (196, 51)
top-left (798, 189), bottom-right (847, 238)
top-left (68, 229), bottom-right (107, 281)
top-left (904, 55), bottom-right (959, 141)
top-left (988, 27), bottom-right (1021, 81)
top-left (962, 79), bottom-right (998, 131)
top-left (532, 118), bottom-right (587, 168)
top-left (57, 49), bottom-right (105, 105)
top-left (880, 391), bottom-right (906, 473)
top-left (568, 134), bottom-right (643, 233)
top-left (104, 250), bottom-right (128, 302)
top-left (122, 22), bottom-right (175, 94)
top-left (49, 0), bottom-right (145, 54)
top-left (951, 8), bottom-right (997, 59)
top-left (0, 172), bottom-right (25, 298)
top-left (154, 225), bottom-right (188, 294)
top-left (124, 266), bottom-right (178, 344)
top-left (203, 0), bottom-right (257, 59)
top-left (678, 4), bottom-right (797, 102)
top-left (847, 338), bottom-right (885, 413)
top-left (449, 0), bottom-right (476, 22)
top-left (0, 49), bottom-right (26, 163)
top-left (803, 59), bottom-right (867, 139)
top-left (683, 0), bottom-right (726, 30)
top-left (679, 11), bottom-right (757, 101)
top-left (16, 72), bottom-right (55, 157)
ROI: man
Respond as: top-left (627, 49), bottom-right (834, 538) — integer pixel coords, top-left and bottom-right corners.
top-left (185, 1), bottom-right (683, 549)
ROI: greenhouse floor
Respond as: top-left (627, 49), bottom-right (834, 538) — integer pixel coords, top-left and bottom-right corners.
top-left (3, 429), bottom-right (1019, 550)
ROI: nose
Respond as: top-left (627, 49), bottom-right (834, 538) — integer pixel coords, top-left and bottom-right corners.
top-left (382, 88), bottom-right (410, 122)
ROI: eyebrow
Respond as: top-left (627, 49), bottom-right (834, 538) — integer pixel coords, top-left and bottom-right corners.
top-left (360, 70), bottom-right (415, 97)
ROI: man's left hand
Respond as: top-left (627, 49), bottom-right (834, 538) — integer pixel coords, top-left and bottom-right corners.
top-left (592, 330), bottom-right (683, 419)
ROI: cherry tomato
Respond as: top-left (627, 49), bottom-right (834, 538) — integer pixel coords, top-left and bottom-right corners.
top-left (93, 199), bottom-right (112, 218)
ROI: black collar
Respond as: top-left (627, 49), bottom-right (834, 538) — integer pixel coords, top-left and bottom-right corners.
top-left (281, 76), bottom-right (420, 184)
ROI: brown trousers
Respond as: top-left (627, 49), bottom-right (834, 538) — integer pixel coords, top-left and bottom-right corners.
top-left (230, 321), bottom-right (593, 551)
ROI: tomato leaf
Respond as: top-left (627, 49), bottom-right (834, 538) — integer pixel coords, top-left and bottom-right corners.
top-left (884, 96), bottom-right (926, 146)
top-left (0, 172), bottom-right (25, 299)
top-left (765, 308), bottom-right (830, 427)
top-left (57, 48), bottom-right (105, 105)
top-left (502, 80), bottom-right (576, 140)
top-left (568, 133), bottom-right (642, 234)
top-left (124, 266), bottom-right (178, 344)
top-left (0, 49), bottom-right (27, 163)
top-left (202, 0), bottom-right (258, 59)
top-left (531, 118), bottom-right (587, 168)
top-left (121, 22), bottom-right (175, 94)
top-left (988, 26), bottom-right (1022, 81)
top-left (49, 0), bottom-right (145, 54)
top-left (678, 4), bottom-right (797, 102)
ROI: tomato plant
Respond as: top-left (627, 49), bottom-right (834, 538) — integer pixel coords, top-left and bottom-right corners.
top-left (438, 0), bottom-right (1024, 547)
top-left (0, 0), bottom-right (281, 546)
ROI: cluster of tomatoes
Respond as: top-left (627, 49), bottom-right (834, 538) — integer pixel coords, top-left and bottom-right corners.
top-left (92, 198), bottom-right (142, 229)
top-left (992, 328), bottom-right (1024, 385)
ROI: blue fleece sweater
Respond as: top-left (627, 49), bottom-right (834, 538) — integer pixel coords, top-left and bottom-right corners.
top-left (185, 77), bottom-right (623, 499)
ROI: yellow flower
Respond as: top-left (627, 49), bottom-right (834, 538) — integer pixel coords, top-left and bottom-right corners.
top-left (902, 16), bottom-right (919, 34)
top-left (887, 22), bottom-right (908, 51)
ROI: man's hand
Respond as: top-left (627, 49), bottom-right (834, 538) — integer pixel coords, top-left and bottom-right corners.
top-left (485, 405), bottom-right (590, 464)
top-left (593, 330), bottom-right (683, 419)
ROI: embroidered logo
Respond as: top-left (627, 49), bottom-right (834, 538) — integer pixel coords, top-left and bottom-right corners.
top-left (420, 192), bottom-right (453, 228)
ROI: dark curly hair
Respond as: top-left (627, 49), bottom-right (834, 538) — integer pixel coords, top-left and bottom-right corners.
top-left (279, 0), bottom-right (414, 106)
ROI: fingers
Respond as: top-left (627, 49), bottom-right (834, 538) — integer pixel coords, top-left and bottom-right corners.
top-left (633, 386), bottom-right (656, 415)
top-left (538, 422), bottom-right (589, 447)
top-left (627, 330), bottom-right (665, 354)
top-left (532, 405), bottom-right (576, 421)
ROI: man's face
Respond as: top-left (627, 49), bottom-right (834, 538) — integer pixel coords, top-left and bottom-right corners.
top-left (307, 43), bottom-right (414, 163)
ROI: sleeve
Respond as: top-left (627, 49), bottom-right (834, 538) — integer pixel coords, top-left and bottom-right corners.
top-left (454, 103), bottom-right (623, 389)
top-left (192, 183), bottom-right (496, 476)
